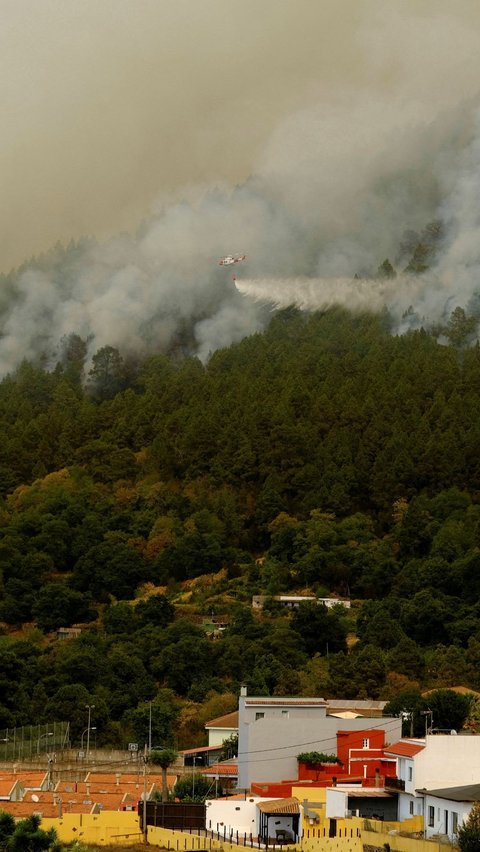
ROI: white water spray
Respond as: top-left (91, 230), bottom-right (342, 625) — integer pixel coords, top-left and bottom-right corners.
top-left (234, 273), bottom-right (460, 331)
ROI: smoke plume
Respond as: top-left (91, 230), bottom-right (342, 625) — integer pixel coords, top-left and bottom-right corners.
top-left (3, 3), bottom-right (480, 374)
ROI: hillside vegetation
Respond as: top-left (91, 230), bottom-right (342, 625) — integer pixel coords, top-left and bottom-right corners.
top-left (1, 299), bottom-right (480, 746)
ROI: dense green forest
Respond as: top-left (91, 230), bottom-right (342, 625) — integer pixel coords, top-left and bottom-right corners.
top-left (1, 294), bottom-right (480, 748)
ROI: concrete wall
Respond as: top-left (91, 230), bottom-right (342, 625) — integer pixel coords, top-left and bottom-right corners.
top-left (414, 734), bottom-right (480, 790)
top-left (148, 825), bottom-right (297, 851)
top-left (39, 807), bottom-right (452, 852)
top-left (301, 814), bottom-right (434, 852)
top-left (242, 702), bottom-right (328, 725)
top-left (361, 827), bottom-right (448, 852)
top-left (146, 819), bottom-right (446, 852)
top-left (40, 811), bottom-right (142, 845)
top-left (302, 835), bottom-right (361, 852)
top-left (238, 693), bottom-right (402, 789)
top-left (206, 797), bottom-right (269, 835)
top-left (325, 789), bottom-right (347, 819)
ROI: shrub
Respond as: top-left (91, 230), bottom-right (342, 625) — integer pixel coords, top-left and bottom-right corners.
top-left (296, 751), bottom-right (342, 765)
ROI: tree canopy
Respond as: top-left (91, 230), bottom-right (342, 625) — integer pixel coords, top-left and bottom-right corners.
top-left (1, 301), bottom-right (480, 741)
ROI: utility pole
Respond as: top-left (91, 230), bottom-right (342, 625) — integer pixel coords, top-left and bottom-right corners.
top-left (143, 744), bottom-right (148, 844)
top-left (47, 753), bottom-right (55, 791)
top-left (85, 705), bottom-right (95, 762)
top-left (149, 702), bottom-right (152, 755)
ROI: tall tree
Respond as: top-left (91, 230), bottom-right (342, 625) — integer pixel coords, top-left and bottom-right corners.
top-left (88, 345), bottom-right (126, 399)
top-left (150, 747), bottom-right (178, 802)
top-left (457, 801), bottom-right (480, 852)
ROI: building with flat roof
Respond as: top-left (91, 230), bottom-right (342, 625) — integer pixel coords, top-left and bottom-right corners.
top-left (252, 595), bottom-right (350, 610)
top-left (237, 688), bottom-right (401, 790)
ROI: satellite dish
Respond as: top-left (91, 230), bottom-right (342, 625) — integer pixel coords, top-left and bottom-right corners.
top-left (31, 794), bottom-right (39, 802)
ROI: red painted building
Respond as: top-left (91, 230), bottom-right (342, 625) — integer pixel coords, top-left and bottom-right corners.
top-left (250, 729), bottom-right (397, 797)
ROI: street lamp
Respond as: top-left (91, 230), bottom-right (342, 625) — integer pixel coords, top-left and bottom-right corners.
top-left (85, 705), bottom-right (95, 761)
top-left (81, 726), bottom-right (97, 754)
top-left (37, 732), bottom-right (53, 755)
top-left (421, 709), bottom-right (433, 737)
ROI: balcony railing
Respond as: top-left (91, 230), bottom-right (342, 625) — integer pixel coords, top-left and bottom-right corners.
top-left (384, 776), bottom-right (405, 791)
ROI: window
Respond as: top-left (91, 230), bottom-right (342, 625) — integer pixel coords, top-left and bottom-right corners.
top-left (452, 812), bottom-right (459, 834)
top-left (408, 766), bottom-right (413, 781)
top-left (409, 802), bottom-right (414, 815)
top-left (362, 738), bottom-right (369, 748)
top-left (281, 710), bottom-right (289, 717)
top-left (428, 806), bottom-right (435, 828)
top-left (255, 712), bottom-right (265, 721)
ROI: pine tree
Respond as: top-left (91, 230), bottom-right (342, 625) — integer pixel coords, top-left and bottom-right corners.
top-left (457, 801), bottom-right (480, 851)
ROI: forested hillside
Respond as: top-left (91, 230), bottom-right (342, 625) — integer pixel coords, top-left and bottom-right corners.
top-left (1, 303), bottom-right (480, 746)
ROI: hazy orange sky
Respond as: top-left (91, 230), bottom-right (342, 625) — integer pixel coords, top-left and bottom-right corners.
top-left (2, 0), bottom-right (480, 272)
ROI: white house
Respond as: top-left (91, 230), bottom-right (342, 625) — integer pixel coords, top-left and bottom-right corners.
top-left (420, 784), bottom-right (479, 841)
top-left (252, 596), bottom-right (350, 610)
top-left (205, 711), bottom-right (239, 747)
top-left (383, 739), bottom-right (425, 820)
top-left (206, 795), bottom-right (301, 842)
top-left (206, 795), bottom-right (265, 836)
top-left (237, 687), bottom-right (402, 790)
top-left (385, 734), bottom-right (480, 824)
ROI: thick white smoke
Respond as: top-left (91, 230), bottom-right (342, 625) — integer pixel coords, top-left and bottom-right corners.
top-left (4, 2), bottom-right (480, 374)
top-left (0, 185), bottom-right (295, 372)
top-left (235, 101), bottom-right (480, 333)
top-left (2, 93), bottom-right (480, 374)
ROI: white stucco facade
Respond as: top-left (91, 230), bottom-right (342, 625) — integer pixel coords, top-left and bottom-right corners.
top-left (207, 726), bottom-right (238, 747)
top-left (206, 797), bottom-right (288, 837)
top-left (393, 754), bottom-right (424, 821)
top-left (397, 784), bottom-right (424, 822)
top-left (423, 793), bottom-right (471, 841)
top-left (389, 735), bottom-right (480, 826)
top-left (326, 788), bottom-right (348, 819)
top-left (413, 735), bottom-right (480, 790)
top-left (205, 711), bottom-right (239, 747)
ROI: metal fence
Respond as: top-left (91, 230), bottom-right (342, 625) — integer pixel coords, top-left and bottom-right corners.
top-left (0, 722), bottom-right (70, 761)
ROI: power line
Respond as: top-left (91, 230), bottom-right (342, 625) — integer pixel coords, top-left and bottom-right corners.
top-left (236, 716), bottom-right (403, 764)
